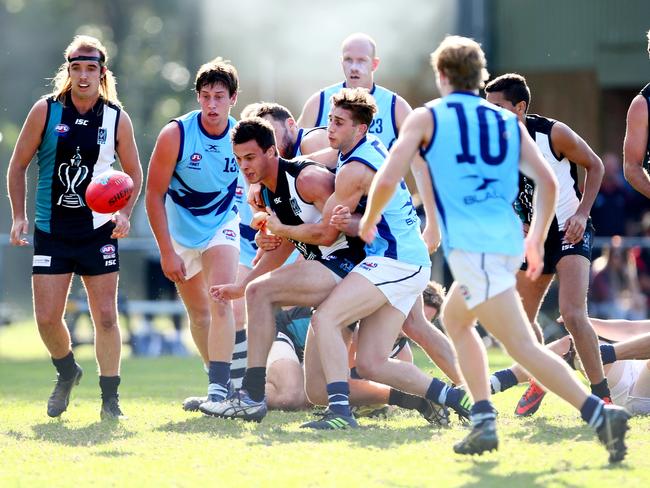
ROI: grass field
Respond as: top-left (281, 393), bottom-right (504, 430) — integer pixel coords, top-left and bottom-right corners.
top-left (1, 320), bottom-right (649, 487)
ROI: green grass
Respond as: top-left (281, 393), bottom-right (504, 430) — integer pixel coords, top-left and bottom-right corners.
top-left (1, 321), bottom-right (649, 487)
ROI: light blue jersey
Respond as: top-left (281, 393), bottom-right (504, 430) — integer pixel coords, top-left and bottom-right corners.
top-left (421, 92), bottom-right (522, 256)
top-left (165, 111), bottom-right (239, 248)
top-left (338, 135), bottom-right (430, 267)
top-left (315, 82), bottom-right (399, 149)
top-left (235, 173), bottom-right (258, 267)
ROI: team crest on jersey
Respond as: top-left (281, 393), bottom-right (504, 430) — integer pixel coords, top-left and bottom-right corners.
top-left (222, 229), bottom-right (237, 241)
top-left (54, 124), bottom-right (70, 135)
top-left (188, 153), bottom-right (202, 170)
top-left (290, 197), bottom-right (301, 215)
top-left (359, 261), bottom-right (378, 271)
top-left (97, 128), bottom-right (107, 145)
top-left (236, 186), bottom-right (244, 197)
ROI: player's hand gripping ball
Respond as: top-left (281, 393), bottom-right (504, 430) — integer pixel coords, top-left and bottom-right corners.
top-left (85, 170), bottom-right (134, 214)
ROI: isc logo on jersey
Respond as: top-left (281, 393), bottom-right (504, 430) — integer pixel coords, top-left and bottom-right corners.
top-left (222, 229), bottom-right (237, 241)
top-left (189, 153), bottom-right (202, 169)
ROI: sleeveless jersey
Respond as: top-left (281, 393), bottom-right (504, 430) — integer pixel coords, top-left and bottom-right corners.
top-left (313, 82), bottom-right (399, 149)
top-left (421, 92), bottom-right (522, 256)
top-left (165, 111), bottom-right (239, 248)
top-left (338, 135), bottom-right (430, 267)
top-left (641, 83), bottom-right (650, 172)
top-left (288, 127), bottom-right (326, 159)
top-left (261, 158), bottom-right (365, 275)
top-left (36, 95), bottom-right (120, 237)
top-left (514, 114), bottom-right (581, 232)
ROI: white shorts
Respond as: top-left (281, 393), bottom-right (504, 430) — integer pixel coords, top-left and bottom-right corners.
top-left (447, 249), bottom-right (522, 309)
top-left (609, 360), bottom-right (650, 415)
top-left (172, 215), bottom-right (240, 280)
top-left (266, 332), bottom-right (301, 366)
top-left (352, 256), bottom-right (430, 316)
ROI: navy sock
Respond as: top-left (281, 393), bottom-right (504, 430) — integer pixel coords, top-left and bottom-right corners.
top-left (590, 379), bottom-right (611, 400)
top-left (231, 329), bottom-right (248, 389)
top-left (52, 351), bottom-right (77, 381)
top-left (207, 361), bottom-right (231, 401)
top-left (600, 344), bottom-right (617, 365)
top-left (99, 375), bottom-right (120, 401)
top-left (242, 367), bottom-right (266, 402)
top-left (470, 400), bottom-right (497, 426)
top-left (580, 394), bottom-right (605, 429)
top-left (424, 378), bottom-right (449, 405)
top-left (326, 381), bottom-right (351, 417)
top-left (490, 369), bottom-right (519, 394)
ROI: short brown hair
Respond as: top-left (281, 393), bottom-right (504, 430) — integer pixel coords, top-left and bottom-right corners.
top-left (195, 57), bottom-right (239, 96)
top-left (330, 87), bottom-right (377, 127)
top-left (244, 102), bottom-right (294, 123)
top-left (422, 280), bottom-right (446, 319)
top-left (430, 35), bottom-right (489, 91)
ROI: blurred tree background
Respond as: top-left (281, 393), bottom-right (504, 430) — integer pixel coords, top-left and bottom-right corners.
top-left (0, 0), bottom-right (648, 315)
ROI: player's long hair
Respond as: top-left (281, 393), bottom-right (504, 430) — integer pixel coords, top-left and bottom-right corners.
top-left (51, 35), bottom-right (122, 108)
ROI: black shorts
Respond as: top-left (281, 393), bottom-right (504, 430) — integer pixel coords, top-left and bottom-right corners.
top-left (33, 223), bottom-right (119, 276)
top-left (521, 220), bottom-right (594, 275)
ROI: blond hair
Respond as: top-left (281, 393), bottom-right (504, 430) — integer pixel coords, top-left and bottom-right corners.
top-left (51, 35), bottom-right (121, 108)
top-left (430, 35), bottom-right (489, 91)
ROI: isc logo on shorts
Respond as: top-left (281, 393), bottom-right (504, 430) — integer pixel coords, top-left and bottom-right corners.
top-left (222, 229), bottom-right (236, 241)
top-left (359, 261), bottom-right (378, 271)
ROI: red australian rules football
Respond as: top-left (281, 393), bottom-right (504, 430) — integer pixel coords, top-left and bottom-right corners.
top-left (85, 170), bottom-right (134, 214)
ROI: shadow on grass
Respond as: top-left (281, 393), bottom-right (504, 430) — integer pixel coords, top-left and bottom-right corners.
top-left (30, 420), bottom-right (134, 446)
top-left (458, 460), bottom-right (590, 488)
top-left (94, 449), bottom-right (133, 458)
top-left (156, 410), bottom-right (455, 448)
top-left (508, 417), bottom-right (593, 444)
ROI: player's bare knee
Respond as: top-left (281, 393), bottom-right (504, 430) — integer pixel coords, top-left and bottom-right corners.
top-left (355, 355), bottom-right (385, 381)
top-left (245, 279), bottom-right (275, 305)
top-left (558, 307), bottom-right (588, 332)
top-left (94, 313), bottom-right (119, 333)
top-left (188, 310), bottom-right (210, 332)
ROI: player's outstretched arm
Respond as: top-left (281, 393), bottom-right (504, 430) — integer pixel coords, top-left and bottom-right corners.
top-left (624, 95), bottom-right (650, 197)
top-left (7, 99), bottom-right (47, 246)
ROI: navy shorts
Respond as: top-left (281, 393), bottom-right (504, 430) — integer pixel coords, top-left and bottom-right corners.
top-left (32, 223), bottom-right (119, 276)
top-left (521, 220), bottom-right (594, 275)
